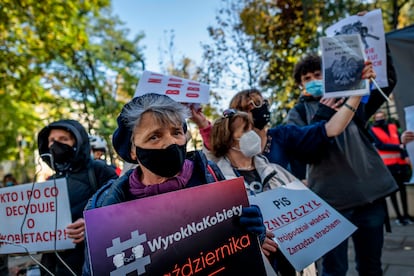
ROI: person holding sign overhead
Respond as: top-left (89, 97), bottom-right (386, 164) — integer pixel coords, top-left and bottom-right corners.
top-left (37, 120), bottom-right (118, 276)
top-left (82, 93), bottom-right (274, 275)
top-left (191, 88), bottom-right (365, 182)
top-left (209, 96), bottom-right (361, 275)
top-left (285, 40), bottom-right (397, 275)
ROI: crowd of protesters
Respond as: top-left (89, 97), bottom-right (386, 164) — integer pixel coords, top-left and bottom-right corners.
top-left (2, 10), bottom-right (414, 276)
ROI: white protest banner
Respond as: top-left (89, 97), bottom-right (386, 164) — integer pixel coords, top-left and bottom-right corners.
top-left (0, 178), bottom-right (74, 254)
top-left (134, 71), bottom-right (210, 104)
top-left (249, 180), bottom-right (357, 271)
top-left (404, 105), bottom-right (414, 184)
top-left (320, 34), bottom-right (369, 98)
top-left (326, 9), bottom-right (388, 88)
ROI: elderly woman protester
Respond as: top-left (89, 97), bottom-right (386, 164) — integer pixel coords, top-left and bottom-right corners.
top-left (82, 93), bottom-right (274, 275)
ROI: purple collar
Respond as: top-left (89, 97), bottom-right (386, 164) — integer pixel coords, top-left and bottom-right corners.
top-left (129, 159), bottom-right (194, 198)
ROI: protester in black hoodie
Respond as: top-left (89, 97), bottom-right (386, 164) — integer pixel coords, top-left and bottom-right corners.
top-left (37, 119), bottom-right (118, 276)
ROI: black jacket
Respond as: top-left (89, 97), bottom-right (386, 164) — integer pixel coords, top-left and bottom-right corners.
top-left (37, 120), bottom-right (118, 276)
top-left (38, 119), bottom-right (119, 220)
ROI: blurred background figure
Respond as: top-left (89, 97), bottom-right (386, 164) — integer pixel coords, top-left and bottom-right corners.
top-left (37, 119), bottom-right (118, 276)
top-left (89, 135), bottom-right (107, 161)
top-left (89, 135), bottom-right (121, 176)
top-left (2, 173), bottom-right (17, 188)
top-left (370, 110), bottom-right (413, 226)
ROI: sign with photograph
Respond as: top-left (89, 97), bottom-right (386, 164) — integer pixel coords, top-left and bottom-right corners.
top-left (84, 177), bottom-right (267, 276)
top-left (326, 9), bottom-right (388, 88)
top-left (134, 71), bottom-right (210, 104)
top-left (319, 34), bottom-right (369, 98)
top-left (0, 178), bottom-right (74, 254)
top-left (249, 180), bottom-right (357, 271)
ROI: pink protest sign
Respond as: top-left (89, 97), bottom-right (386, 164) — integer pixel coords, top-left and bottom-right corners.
top-left (84, 177), bottom-right (267, 276)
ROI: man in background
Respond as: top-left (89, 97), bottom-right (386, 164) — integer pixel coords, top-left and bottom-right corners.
top-left (37, 119), bottom-right (118, 275)
top-left (370, 110), bottom-right (413, 225)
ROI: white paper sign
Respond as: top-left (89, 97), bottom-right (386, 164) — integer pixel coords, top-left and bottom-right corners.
top-left (0, 178), bottom-right (74, 254)
top-left (249, 180), bottom-right (357, 271)
top-left (134, 71), bottom-right (210, 104)
top-left (326, 9), bottom-right (388, 88)
top-left (320, 34), bottom-right (369, 98)
top-left (404, 105), bottom-right (414, 184)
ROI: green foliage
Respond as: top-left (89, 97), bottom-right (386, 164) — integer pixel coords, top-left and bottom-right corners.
top-left (0, 0), bottom-right (145, 180)
top-left (202, 0), bottom-right (414, 124)
top-left (156, 31), bottom-right (221, 150)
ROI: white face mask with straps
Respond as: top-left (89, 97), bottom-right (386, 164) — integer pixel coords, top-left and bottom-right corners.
top-left (233, 130), bottom-right (262, 158)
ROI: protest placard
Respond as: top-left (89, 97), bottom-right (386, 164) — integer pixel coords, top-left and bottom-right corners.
top-left (325, 9), bottom-right (388, 88)
top-left (84, 177), bottom-right (267, 276)
top-left (320, 34), bottom-right (369, 98)
top-left (249, 180), bottom-right (357, 271)
top-left (0, 178), bottom-right (74, 254)
top-left (134, 71), bottom-right (210, 104)
top-left (404, 105), bottom-right (414, 184)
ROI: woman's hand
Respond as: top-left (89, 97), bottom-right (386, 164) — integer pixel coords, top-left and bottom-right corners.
top-left (188, 104), bottom-right (209, 129)
top-left (66, 218), bottom-right (85, 244)
top-left (361, 60), bottom-right (376, 80)
top-left (261, 231), bottom-right (278, 256)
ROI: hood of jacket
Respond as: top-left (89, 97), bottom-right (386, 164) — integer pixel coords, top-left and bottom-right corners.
top-left (38, 119), bottom-right (91, 172)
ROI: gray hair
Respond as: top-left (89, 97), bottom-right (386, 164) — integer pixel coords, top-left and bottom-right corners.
top-left (121, 93), bottom-right (190, 135)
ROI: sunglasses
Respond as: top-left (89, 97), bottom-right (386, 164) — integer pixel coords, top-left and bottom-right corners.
top-left (222, 109), bottom-right (237, 119)
top-left (248, 98), bottom-right (270, 109)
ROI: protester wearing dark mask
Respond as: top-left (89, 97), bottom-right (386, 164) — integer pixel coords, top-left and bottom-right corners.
top-left (190, 88), bottom-right (363, 183)
top-left (373, 118), bottom-right (386, 126)
top-left (250, 99), bottom-right (271, 130)
top-left (37, 119), bottom-right (118, 276)
top-left (370, 110), bottom-right (413, 226)
top-left (82, 93), bottom-right (274, 275)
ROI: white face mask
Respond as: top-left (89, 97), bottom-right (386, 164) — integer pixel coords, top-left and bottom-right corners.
top-left (234, 130), bottom-right (262, 158)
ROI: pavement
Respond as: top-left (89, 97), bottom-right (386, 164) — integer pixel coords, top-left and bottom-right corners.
top-left (347, 219), bottom-right (414, 276)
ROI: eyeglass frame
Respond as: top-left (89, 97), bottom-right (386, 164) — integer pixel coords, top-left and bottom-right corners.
top-left (248, 98), bottom-right (270, 109)
top-left (222, 108), bottom-right (238, 119)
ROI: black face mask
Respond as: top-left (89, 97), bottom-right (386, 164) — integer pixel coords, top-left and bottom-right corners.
top-left (251, 104), bottom-right (271, 130)
top-left (374, 119), bottom-right (386, 126)
top-left (136, 144), bottom-right (186, 178)
top-left (49, 141), bottom-right (76, 165)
